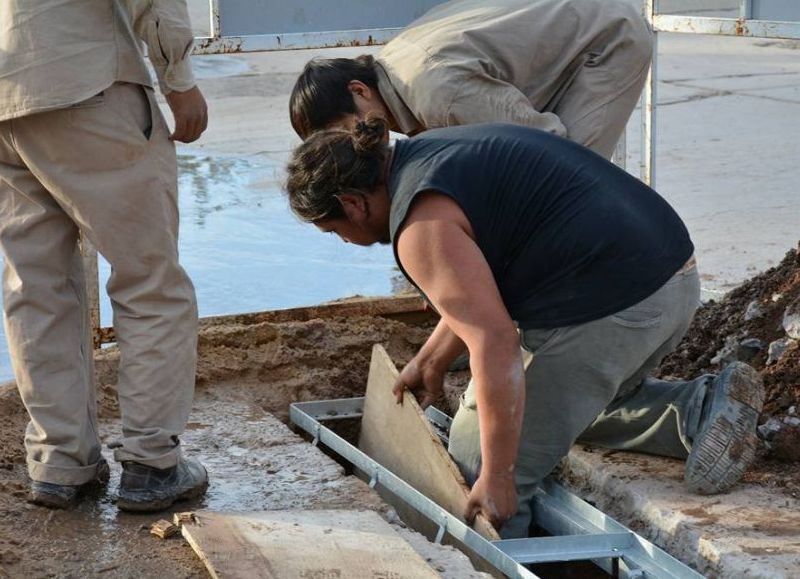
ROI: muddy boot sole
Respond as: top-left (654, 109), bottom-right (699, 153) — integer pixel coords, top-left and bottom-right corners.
top-left (684, 362), bottom-right (764, 495)
top-left (29, 489), bottom-right (77, 510)
top-left (117, 479), bottom-right (209, 513)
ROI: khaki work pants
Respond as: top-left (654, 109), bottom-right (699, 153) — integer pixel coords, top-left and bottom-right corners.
top-left (0, 82), bottom-right (198, 485)
top-left (549, 23), bottom-right (653, 159)
top-left (449, 265), bottom-right (704, 539)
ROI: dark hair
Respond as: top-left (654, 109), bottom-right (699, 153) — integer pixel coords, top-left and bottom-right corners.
top-left (285, 116), bottom-right (389, 223)
top-left (289, 55), bottom-right (379, 139)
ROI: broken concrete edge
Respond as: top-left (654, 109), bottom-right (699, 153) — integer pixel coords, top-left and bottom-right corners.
top-left (559, 446), bottom-right (800, 579)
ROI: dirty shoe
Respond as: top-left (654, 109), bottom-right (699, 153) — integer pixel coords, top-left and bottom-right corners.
top-left (29, 458), bottom-right (110, 509)
top-left (117, 456), bottom-right (208, 512)
top-left (684, 362), bottom-right (764, 494)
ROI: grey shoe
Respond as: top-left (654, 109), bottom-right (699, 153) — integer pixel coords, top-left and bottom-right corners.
top-left (684, 362), bottom-right (764, 494)
top-left (29, 458), bottom-right (110, 509)
top-left (117, 456), bottom-right (208, 513)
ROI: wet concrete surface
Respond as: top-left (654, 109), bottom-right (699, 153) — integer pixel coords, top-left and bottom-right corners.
top-left (0, 387), bottom-right (495, 578)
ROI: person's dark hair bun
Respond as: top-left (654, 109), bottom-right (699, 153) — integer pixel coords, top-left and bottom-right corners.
top-left (352, 115), bottom-right (388, 155)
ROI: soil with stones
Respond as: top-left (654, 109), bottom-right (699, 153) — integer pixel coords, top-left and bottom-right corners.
top-left (656, 243), bottom-right (800, 497)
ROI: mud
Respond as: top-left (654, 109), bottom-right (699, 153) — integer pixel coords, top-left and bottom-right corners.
top-left (0, 314), bottom-right (494, 578)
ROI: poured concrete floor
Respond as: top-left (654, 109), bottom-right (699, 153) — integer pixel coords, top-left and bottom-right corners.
top-left (0, 387), bottom-right (490, 578)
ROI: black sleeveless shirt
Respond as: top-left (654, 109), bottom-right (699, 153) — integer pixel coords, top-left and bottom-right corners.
top-left (387, 123), bottom-right (694, 329)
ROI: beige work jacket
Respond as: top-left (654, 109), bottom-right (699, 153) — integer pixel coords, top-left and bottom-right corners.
top-left (376, 0), bottom-right (648, 137)
top-left (0, 0), bottom-right (196, 121)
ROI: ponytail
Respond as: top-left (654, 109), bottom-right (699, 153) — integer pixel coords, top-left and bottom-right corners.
top-left (285, 116), bottom-right (389, 223)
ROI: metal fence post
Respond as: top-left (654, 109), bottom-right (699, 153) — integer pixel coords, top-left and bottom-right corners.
top-left (641, 0), bottom-right (658, 188)
top-left (79, 235), bottom-right (102, 350)
top-left (739, 0), bottom-right (753, 19)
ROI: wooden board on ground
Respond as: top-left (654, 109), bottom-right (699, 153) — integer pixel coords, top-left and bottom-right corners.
top-left (181, 509), bottom-right (439, 579)
top-left (358, 344), bottom-right (499, 541)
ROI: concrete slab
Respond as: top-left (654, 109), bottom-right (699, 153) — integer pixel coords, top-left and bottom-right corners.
top-left (560, 446), bottom-right (800, 578)
top-left (71, 393), bottom-right (488, 577)
top-left (173, 31), bottom-right (800, 297)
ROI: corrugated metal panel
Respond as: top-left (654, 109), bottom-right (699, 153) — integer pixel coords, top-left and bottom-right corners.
top-left (751, 0), bottom-right (800, 20)
top-left (217, 0), bottom-right (447, 37)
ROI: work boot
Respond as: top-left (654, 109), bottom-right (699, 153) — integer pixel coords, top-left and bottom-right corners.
top-left (29, 458), bottom-right (110, 509)
top-left (117, 456), bottom-right (208, 512)
top-left (684, 362), bottom-right (764, 494)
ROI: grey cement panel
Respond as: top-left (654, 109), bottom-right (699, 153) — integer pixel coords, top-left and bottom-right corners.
top-left (217, 0), bottom-right (445, 37)
top-left (741, 84), bottom-right (800, 103)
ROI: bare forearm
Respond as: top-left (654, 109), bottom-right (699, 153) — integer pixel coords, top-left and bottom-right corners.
top-left (470, 335), bottom-right (525, 476)
top-left (416, 318), bottom-right (467, 372)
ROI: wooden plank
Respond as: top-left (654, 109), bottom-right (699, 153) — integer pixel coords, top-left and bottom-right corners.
top-left (79, 236), bottom-right (101, 349)
top-left (358, 345), bottom-right (499, 541)
top-left (181, 509), bottom-right (440, 579)
top-left (97, 295), bottom-right (431, 345)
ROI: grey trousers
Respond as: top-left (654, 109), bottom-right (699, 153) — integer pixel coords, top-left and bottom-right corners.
top-left (0, 83), bottom-right (198, 485)
top-left (449, 265), bottom-right (704, 538)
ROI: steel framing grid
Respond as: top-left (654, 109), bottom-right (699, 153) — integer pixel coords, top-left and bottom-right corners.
top-left (289, 397), bottom-right (703, 579)
top-left (641, 0), bottom-right (800, 187)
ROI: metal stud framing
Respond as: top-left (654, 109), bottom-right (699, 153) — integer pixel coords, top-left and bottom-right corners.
top-left (290, 397), bottom-right (704, 579)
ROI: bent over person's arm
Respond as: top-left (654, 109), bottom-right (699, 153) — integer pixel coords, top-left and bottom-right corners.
top-left (396, 191), bottom-right (525, 529)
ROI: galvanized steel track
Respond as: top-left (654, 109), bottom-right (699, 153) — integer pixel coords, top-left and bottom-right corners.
top-left (290, 397), bottom-right (704, 579)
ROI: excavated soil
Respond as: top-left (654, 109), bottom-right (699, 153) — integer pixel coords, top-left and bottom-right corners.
top-left (658, 243), bottom-right (800, 496)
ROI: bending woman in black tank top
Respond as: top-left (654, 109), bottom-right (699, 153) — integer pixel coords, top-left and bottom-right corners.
top-left (284, 118), bottom-right (763, 537)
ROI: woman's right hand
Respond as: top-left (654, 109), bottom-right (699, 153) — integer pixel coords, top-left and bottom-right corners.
top-left (392, 356), bottom-right (445, 409)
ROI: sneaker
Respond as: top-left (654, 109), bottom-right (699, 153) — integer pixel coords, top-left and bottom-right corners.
top-left (29, 458), bottom-right (110, 509)
top-left (684, 362), bottom-right (764, 494)
top-left (117, 456), bottom-right (208, 512)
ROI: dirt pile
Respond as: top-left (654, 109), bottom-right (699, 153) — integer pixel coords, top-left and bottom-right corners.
top-left (658, 243), bottom-right (800, 490)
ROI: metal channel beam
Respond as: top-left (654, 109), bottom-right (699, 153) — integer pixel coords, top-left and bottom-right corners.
top-left (291, 398), bottom-right (703, 579)
top-left (494, 533), bottom-right (634, 564)
top-left (290, 396), bottom-right (365, 420)
top-left (534, 480), bottom-right (705, 579)
top-left (289, 400), bottom-right (539, 579)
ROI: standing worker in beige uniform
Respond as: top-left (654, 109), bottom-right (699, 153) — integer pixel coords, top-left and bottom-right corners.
top-left (0, 0), bottom-right (208, 511)
top-left (290, 0), bottom-right (653, 159)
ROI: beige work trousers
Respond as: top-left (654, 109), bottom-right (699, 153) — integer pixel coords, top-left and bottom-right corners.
top-left (0, 82), bottom-right (198, 485)
top-left (549, 27), bottom-right (653, 159)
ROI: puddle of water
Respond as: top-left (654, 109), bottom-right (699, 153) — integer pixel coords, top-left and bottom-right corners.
top-left (0, 151), bottom-right (400, 382)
